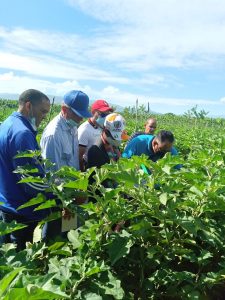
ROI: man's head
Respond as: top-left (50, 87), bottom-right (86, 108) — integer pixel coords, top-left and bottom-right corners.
top-left (103, 113), bottom-right (126, 147)
top-left (145, 118), bottom-right (157, 134)
top-left (152, 130), bottom-right (174, 154)
top-left (61, 90), bottom-right (91, 127)
top-left (18, 89), bottom-right (50, 129)
top-left (91, 100), bottom-right (113, 128)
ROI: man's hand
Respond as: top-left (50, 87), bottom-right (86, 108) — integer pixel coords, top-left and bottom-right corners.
top-left (73, 197), bottom-right (87, 205)
top-left (62, 208), bottom-right (74, 220)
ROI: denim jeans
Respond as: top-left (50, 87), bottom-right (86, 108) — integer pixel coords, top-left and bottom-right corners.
top-left (0, 210), bottom-right (38, 251)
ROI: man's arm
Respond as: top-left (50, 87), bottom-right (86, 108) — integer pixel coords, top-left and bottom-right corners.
top-left (171, 147), bottom-right (178, 156)
top-left (78, 125), bottom-right (89, 171)
top-left (40, 134), bottom-right (62, 171)
top-left (12, 130), bottom-right (49, 197)
top-left (79, 145), bottom-right (87, 171)
top-left (171, 147), bottom-right (182, 170)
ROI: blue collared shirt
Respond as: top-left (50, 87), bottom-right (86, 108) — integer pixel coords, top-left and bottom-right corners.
top-left (0, 112), bottom-right (50, 219)
top-left (40, 114), bottom-right (79, 171)
top-left (122, 134), bottom-right (178, 161)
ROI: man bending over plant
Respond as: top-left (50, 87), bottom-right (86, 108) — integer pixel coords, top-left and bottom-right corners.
top-left (122, 130), bottom-right (178, 162)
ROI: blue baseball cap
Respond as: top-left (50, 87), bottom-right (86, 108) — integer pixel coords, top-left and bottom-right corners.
top-left (63, 90), bottom-right (92, 118)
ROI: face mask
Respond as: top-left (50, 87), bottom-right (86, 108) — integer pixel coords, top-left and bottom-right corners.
top-left (106, 136), bottom-right (121, 147)
top-left (28, 105), bottom-right (37, 131)
top-left (30, 117), bottom-right (37, 131)
top-left (66, 119), bottom-right (79, 128)
top-left (96, 117), bottom-right (105, 128)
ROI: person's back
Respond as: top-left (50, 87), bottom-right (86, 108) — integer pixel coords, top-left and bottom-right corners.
top-left (123, 134), bottom-right (155, 158)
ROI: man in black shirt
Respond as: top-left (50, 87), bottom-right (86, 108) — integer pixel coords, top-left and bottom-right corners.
top-left (87, 113), bottom-right (126, 169)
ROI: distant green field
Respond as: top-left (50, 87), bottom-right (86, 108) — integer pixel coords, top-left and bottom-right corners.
top-left (1, 98), bottom-right (225, 299)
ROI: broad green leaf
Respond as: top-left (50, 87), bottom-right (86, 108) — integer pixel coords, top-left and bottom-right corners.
top-left (14, 150), bottom-right (41, 158)
top-left (38, 211), bottom-right (61, 225)
top-left (17, 193), bottom-right (45, 210)
top-left (0, 267), bottom-right (24, 297)
top-left (48, 242), bottom-right (65, 252)
top-left (162, 165), bottom-right (171, 174)
top-left (4, 288), bottom-right (29, 300)
top-left (84, 293), bottom-right (102, 300)
top-left (25, 284), bottom-right (70, 299)
top-left (108, 235), bottom-right (133, 265)
top-left (0, 221), bottom-right (27, 236)
top-left (190, 186), bottom-right (203, 197)
top-left (67, 229), bottom-right (82, 248)
top-left (63, 178), bottom-right (88, 190)
top-left (18, 176), bottom-right (44, 183)
top-left (34, 199), bottom-right (56, 211)
top-left (159, 193), bottom-right (167, 205)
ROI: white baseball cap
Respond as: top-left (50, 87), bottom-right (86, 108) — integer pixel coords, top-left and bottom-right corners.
top-left (104, 113), bottom-right (125, 141)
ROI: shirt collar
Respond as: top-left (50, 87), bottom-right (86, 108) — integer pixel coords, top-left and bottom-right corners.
top-left (12, 112), bottom-right (37, 136)
top-left (59, 113), bottom-right (77, 132)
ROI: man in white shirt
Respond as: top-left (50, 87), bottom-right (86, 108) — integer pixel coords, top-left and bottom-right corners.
top-left (78, 99), bottom-right (113, 171)
top-left (40, 90), bottom-right (91, 241)
top-left (41, 90), bottom-right (91, 171)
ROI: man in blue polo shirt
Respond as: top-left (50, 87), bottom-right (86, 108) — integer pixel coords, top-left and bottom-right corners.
top-left (0, 89), bottom-right (51, 250)
top-left (122, 130), bottom-right (178, 161)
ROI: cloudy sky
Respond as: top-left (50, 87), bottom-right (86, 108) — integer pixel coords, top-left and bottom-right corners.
top-left (0, 0), bottom-right (225, 115)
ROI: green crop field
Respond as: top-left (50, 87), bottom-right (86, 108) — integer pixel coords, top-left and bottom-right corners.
top-left (1, 99), bottom-right (225, 299)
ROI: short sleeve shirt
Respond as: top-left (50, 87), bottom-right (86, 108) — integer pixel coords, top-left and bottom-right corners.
top-left (78, 121), bottom-right (102, 161)
top-left (40, 114), bottom-right (79, 171)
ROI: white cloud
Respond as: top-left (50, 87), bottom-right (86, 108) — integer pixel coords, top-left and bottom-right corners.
top-left (67, 0), bottom-right (225, 70)
top-left (0, 72), bottom-right (217, 112)
top-left (0, 72), bottom-right (82, 95)
top-left (0, 50), bottom-right (130, 84)
top-left (220, 97), bottom-right (225, 103)
top-left (0, 1), bottom-right (225, 115)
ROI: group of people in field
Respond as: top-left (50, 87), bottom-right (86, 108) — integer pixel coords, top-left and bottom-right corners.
top-left (0, 89), bottom-right (178, 250)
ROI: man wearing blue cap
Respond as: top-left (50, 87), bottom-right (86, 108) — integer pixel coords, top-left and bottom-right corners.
top-left (40, 90), bottom-right (91, 241)
top-left (41, 90), bottom-right (91, 171)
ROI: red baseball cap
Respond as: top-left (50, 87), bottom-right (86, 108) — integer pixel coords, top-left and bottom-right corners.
top-left (91, 99), bottom-right (113, 113)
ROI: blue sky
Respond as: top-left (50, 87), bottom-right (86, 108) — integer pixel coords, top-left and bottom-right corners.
top-left (0, 0), bottom-right (225, 115)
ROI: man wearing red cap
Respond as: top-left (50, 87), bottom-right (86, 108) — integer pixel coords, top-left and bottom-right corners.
top-left (78, 99), bottom-right (113, 171)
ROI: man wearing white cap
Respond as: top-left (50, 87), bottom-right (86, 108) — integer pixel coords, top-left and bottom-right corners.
top-left (87, 113), bottom-right (128, 169)
top-left (78, 99), bottom-right (113, 171)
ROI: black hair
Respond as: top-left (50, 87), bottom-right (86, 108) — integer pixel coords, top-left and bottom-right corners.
top-left (19, 89), bottom-right (50, 106)
top-left (155, 130), bottom-right (174, 143)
